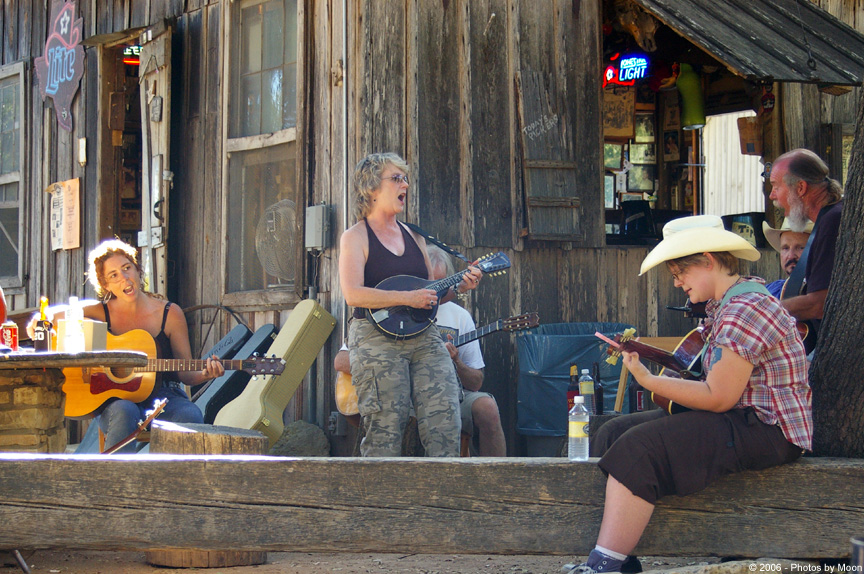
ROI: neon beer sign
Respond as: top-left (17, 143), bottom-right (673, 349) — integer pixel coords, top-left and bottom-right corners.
top-left (603, 53), bottom-right (649, 88)
top-left (35, 0), bottom-right (85, 132)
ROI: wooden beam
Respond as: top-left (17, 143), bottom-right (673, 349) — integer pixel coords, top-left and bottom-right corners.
top-left (0, 456), bottom-right (860, 557)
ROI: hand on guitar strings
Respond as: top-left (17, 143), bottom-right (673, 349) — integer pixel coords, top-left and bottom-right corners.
top-left (621, 350), bottom-right (652, 385)
top-left (200, 355), bottom-right (226, 380)
top-left (410, 288), bottom-right (439, 310)
top-left (457, 265), bottom-right (483, 294)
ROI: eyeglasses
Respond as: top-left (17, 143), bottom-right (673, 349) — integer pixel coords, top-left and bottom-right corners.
top-left (383, 174), bottom-right (410, 186)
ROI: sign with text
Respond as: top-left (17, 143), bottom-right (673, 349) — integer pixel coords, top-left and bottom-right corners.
top-left (46, 179), bottom-right (80, 251)
top-left (35, 0), bottom-right (85, 132)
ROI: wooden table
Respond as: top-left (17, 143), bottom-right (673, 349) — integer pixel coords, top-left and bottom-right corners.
top-left (0, 351), bottom-right (148, 453)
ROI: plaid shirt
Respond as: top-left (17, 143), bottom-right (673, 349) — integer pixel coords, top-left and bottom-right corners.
top-left (703, 278), bottom-right (812, 450)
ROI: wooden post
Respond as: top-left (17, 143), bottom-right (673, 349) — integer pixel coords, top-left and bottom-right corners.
top-left (145, 423), bottom-right (268, 568)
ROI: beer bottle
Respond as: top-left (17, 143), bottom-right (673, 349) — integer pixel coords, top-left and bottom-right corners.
top-left (567, 363), bottom-right (579, 413)
top-left (33, 296), bottom-right (53, 352)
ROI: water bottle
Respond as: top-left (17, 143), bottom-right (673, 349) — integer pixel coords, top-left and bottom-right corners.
top-left (567, 363), bottom-right (579, 413)
top-left (568, 396), bottom-right (590, 461)
top-left (578, 369), bottom-right (595, 415)
top-left (64, 296), bottom-right (85, 354)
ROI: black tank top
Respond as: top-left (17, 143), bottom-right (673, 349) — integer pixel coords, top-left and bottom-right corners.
top-left (353, 219), bottom-right (428, 319)
top-left (103, 301), bottom-right (177, 395)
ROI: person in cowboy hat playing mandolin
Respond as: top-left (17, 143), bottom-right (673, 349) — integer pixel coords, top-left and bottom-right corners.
top-left (564, 215), bottom-right (812, 574)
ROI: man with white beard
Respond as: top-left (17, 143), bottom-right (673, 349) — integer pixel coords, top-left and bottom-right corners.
top-left (768, 149), bottom-right (844, 339)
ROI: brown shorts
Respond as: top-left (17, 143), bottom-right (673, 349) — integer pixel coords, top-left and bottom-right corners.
top-left (592, 408), bottom-right (802, 504)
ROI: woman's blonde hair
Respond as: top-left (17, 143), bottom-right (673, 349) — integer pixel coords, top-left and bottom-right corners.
top-left (352, 152), bottom-right (410, 221)
top-left (87, 239), bottom-right (151, 300)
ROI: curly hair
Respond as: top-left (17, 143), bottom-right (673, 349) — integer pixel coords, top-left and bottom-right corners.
top-left (87, 239), bottom-right (149, 300)
top-left (352, 152), bottom-right (410, 221)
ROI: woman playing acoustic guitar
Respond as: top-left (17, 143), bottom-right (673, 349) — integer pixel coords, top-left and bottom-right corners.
top-left (33, 239), bottom-right (224, 453)
top-left (565, 215), bottom-right (811, 574)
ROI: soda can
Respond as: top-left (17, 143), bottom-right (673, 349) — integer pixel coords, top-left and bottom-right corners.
top-left (1, 321), bottom-right (19, 351)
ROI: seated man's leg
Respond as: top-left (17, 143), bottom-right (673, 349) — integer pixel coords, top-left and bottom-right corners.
top-left (463, 391), bottom-right (506, 457)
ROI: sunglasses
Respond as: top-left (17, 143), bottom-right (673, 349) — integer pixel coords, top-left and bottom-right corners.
top-left (383, 174), bottom-right (410, 186)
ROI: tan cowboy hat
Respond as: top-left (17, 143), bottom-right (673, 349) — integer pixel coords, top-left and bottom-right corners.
top-left (762, 219), bottom-right (814, 253)
top-left (640, 215), bottom-right (760, 275)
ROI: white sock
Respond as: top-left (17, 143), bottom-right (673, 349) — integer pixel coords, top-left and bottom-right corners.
top-left (595, 545), bottom-right (627, 561)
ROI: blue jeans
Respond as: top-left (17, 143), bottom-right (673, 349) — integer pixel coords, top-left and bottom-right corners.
top-left (97, 383), bottom-right (204, 453)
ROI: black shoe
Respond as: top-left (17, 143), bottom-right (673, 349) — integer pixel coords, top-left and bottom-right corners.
top-left (621, 556), bottom-right (642, 574)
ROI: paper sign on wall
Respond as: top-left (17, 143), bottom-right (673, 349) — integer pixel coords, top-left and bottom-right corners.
top-left (46, 178), bottom-right (80, 251)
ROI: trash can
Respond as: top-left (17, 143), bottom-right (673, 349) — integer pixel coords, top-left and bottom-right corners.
top-left (516, 322), bottom-right (635, 456)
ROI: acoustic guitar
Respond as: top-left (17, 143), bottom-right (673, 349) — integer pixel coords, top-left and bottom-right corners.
top-left (336, 312), bottom-right (540, 417)
top-left (366, 252), bottom-right (511, 340)
top-left (598, 328), bottom-right (705, 415)
top-left (62, 329), bottom-right (285, 418)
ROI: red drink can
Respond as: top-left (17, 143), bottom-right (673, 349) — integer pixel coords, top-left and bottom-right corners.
top-left (1, 321), bottom-right (18, 351)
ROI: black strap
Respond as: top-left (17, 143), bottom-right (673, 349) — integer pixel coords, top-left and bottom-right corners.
top-left (400, 221), bottom-right (471, 263)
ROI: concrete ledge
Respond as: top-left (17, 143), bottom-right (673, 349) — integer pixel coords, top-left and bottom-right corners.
top-left (0, 455), bottom-right (861, 557)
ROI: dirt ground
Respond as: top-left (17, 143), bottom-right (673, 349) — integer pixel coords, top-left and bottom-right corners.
top-left (1, 550), bottom-right (721, 574)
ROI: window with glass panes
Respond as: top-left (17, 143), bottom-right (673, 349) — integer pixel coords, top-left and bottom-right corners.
top-left (225, 0), bottom-right (300, 298)
top-left (0, 64), bottom-right (23, 285)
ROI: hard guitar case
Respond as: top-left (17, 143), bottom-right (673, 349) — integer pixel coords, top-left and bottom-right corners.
top-left (214, 299), bottom-right (336, 447)
top-left (194, 324), bottom-right (278, 424)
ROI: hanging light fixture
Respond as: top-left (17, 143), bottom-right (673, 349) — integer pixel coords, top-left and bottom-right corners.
top-left (676, 63), bottom-right (705, 130)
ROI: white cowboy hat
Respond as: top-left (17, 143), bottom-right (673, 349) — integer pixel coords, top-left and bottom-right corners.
top-left (640, 215), bottom-right (760, 275)
top-left (762, 219), bottom-right (814, 253)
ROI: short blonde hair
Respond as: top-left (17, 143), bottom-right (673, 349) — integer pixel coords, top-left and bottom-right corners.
top-left (352, 152), bottom-right (410, 221)
top-left (667, 251), bottom-right (738, 277)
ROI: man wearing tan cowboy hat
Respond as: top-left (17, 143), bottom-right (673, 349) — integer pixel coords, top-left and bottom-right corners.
top-left (762, 218), bottom-right (814, 299)
top-left (767, 149), bottom-right (843, 329)
top-left (562, 215), bottom-right (811, 574)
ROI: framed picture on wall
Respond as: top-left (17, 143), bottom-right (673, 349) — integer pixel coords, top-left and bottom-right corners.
top-left (663, 91), bottom-right (681, 130)
top-left (603, 86), bottom-right (636, 140)
top-left (629, 143), bottom-right (656, 164)
top-left (634, 112), bottom-right (655, 143)
top-left (663, 130), bottom-right (680, 161)
top-left (628, 164), bottom-right (655, 192)
top-left (604, 142), bottom-right (625, 170)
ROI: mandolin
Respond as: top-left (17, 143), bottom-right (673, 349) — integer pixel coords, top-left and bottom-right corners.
top-left (365, 252), bottom-right (511, 340)
top-left (63, 329), bottom-right (285, 418)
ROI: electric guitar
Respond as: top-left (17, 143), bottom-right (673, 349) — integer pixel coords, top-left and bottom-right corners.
top-left (62, 329), bottom-right (285, 418)
top-left (366, 252), bottom-right (511, 340)
top-left (336, 312), bottom-right (540, 417)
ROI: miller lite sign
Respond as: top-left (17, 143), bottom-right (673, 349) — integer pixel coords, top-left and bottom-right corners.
top-left (35, 0), bottom-right (85, 132)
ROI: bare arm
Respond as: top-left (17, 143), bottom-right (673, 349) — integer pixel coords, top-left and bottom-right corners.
top-left (338, 225), bottom-right (436, 309)
top-left (622, 344), bottom-right (752, 412)
top-left (445, 340), bottom-right (484, 391)
top-left (163, 303), bottom-right (224, 386)
top-left (781, 289), bottom-right (827, 321)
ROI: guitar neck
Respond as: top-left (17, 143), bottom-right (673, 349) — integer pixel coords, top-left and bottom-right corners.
top-left (454, 320), bottom-right (502, 347)
top-left (620, 340), bottom-right (690, 373)
top-left (136, 359), bottom-right (245, 373)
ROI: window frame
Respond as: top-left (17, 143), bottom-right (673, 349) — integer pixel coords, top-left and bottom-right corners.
top-left (0, 61), bottom-right (27, 291)
top-left (220, 0), bottom-right (305, 310)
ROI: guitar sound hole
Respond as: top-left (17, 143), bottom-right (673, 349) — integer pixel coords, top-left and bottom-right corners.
top-left (111, 367), bottom-right (134, 379)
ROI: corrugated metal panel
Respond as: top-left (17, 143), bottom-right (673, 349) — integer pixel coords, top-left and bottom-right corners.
top-left (634, 0), bottom-right (864, 85)
top-left (703, 111), bottom-right (765, 217)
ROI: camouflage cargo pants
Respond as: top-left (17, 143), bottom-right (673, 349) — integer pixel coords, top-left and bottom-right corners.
top-left (348, 318), bottom-right (461, 457)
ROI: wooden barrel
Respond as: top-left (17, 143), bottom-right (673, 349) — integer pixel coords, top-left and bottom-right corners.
top-left (145, 422), bottom-right (268, 568)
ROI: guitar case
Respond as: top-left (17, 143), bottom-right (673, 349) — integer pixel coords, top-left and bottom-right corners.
top-left (73, 323), bottom-right (253, 454)
top-left (214, 299), bottom-right (336, 447)
top-left (193, 324), bottom-right (278, 424)
top-left (190, 324), bottom-right (253, 397)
